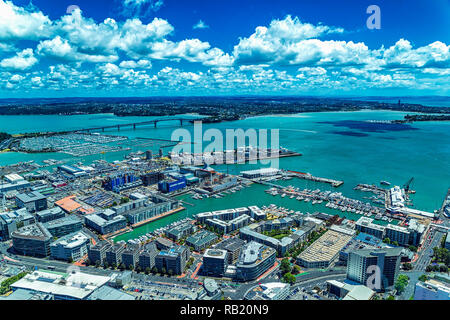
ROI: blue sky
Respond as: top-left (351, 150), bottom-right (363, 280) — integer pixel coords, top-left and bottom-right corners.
top-left (0, 0), bottom-right (449, 97)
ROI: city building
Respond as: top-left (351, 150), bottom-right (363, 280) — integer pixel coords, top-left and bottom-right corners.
top-left (50, 231), bottom-right (90, 262)
top-left (355, 217), bottom-right (386, 240)
top-left (241, 168), bottom-right (280, 179)
top-left (54, 196), bottom-right (82, 214)
top-left (158, 178), bottom-right (187, 193)
top-left (10, 270), bottom-right (111, 300)
top-left (296, 229), bottom-right (353, 268)
top-left (138, 242), bottom-right (159, 271)
top-left (43, 215), bottom-right (83, 237)
top-left (407, 219), bottom-right (427, 247)
top-left (141, 171), bottom-right (165, 186)
top-left (185, 230), bottom-right (218, 252)
top-left (0, 209), bottom-right (35, 240)
top-left (84, 212), bottom-right (127, 235)
top-left (105, 243), bottom-right (126, 266)
top-left (414, 279), bottom-right (450, 300)
top-left (86, 284), bottom-right (135, 300)
top-left (102, 172), bottom-right (142, 193)
top-left (215, 237), bottom-right (246, 264)
top-left (245, 282), bottom-right (290, 300)
top-left (446, 232), bottom-right (450, 250)
top-left (11, 223), bottom-right (52, 257)
top-left (385, 224), bottom-right (410, 246)
top-left (88, 241), bottom-right (112, 265)
top-left (155, 237), bottom-right (174, 250)
top-left (0, 179), bottom-right (30, 193)
top-left (339, 232), bottom-right (387, 264)
top-left (155, 245), bottom-right (189, 275)
top-left (326, 280), bottom-right (376, 300)
top-left (0, 213), bottom-right (17, 240)
top-left (35, 207), bottom-right (65, 223)
top-left (15, 191), bottom-right (47, 213)
top-left (235, 241), bottom-right (277, 282)
top-left (202, 249), bottom-right (228, 277)
top-left (240, 222), bottom-right (309, 256)
top-left (346, 247), bottom-right (402, 291)
top-left (121, 244), bottom-right (141, 268)
top-left (165, 222), bottom-right (195, 241)
top-left (113, 193), bottom-right (180, 225)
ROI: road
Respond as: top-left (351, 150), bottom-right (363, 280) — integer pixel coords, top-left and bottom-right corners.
top-left (414, 228), bottom-right (445, 272)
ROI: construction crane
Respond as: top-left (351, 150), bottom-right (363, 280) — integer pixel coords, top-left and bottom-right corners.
top-left (403, 177), bottom-right (415, 194)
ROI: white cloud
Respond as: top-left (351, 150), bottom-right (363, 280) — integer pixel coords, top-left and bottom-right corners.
top-left (119, 59), bottom-right (152, 69)
top-left (0, 48), bottom-right (38, 70)
top-left (120, 0), bottom-right (164, 17)
top-left (193, 20), bottom-right (209, 30)
top-left (0, 0), bottom-right (53, 41)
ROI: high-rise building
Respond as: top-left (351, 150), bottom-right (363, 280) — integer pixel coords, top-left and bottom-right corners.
top-left (138, 242), bottom-right (159, 271)
top-left (88, 241), bottom-right (112, 265)
top-left (11, 223), bottom-right (52, 257)
top-left (346, 247), bottom-right (402, 291)
top-left (155, 245), bottom-right (189, 275)
top-left (202, 249), bottom-right (228, 277)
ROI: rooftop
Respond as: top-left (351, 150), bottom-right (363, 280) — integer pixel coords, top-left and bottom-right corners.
top-left (297, 230), bottom-right (353, 264)
top-left (11, 270), bottom-right (110, 300)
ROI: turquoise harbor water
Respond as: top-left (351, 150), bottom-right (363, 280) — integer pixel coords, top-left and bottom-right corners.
top-left (0, 110), bottom-right (449, 241)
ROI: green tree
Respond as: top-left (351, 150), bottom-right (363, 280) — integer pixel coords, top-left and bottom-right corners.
top-left (403, 263), bottom-right (413, 271)
top-left (280, 258), bottom-right (291, 275)
top-left (145, 267), bottom-right (151, 275)
top-left (282, 273), bottom-right (296, 285)
top-left (383, 238), bottom-right (391, 244)
top-left (394, 275), bottom-right (409, 294)
top-left (418, 274), bottom-right (428, 282)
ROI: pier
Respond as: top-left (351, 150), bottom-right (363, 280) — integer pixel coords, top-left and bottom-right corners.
top-left (287, 170), bottom-right (344, 187)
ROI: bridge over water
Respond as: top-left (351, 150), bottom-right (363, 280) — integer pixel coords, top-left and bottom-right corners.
top-left (64, 117), bottom-right (197, 134)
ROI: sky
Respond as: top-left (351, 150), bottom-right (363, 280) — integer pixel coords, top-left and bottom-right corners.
top-left (0, 0), bottom-right (449, 98)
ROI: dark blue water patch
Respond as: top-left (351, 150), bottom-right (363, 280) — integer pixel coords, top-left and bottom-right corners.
top-left (378, 136), bottom-right (397, 140)
top-left (331, 130), bottom-right (369, 137)
top-left (318, 120), bottom-right (419, 133)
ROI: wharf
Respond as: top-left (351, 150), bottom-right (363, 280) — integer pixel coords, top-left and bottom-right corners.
top-left (130, 206), bottom-right (186, 228)
top-left (439, 187), bottom-right (450, 215)
top-left (287, 170), bottom-right (344, 187)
